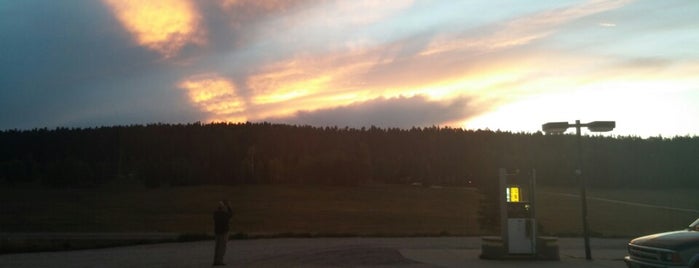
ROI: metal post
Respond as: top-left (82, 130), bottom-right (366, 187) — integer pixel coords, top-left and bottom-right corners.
top-left (575, 120), bottom-right (592, 260)
top-left (531, 169), bottom-right (537, 254)
top-left (499, 168), bottom-right (508, 251)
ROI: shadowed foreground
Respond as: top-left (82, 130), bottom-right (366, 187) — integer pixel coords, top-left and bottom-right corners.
top-left (0, 237), bottom-right (628, 267)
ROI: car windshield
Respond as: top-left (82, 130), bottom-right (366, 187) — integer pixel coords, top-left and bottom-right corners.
top-left (690, 218), bottom-right (699, 231)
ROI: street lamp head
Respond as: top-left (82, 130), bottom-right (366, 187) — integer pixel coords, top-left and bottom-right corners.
top-left (586, 121), bottom-right (616, 132)
top-left (542, 122), bottom-right (570, 134)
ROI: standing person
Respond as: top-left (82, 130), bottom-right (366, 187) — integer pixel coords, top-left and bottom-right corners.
top-left (213, 200), bottom-right (233, 266)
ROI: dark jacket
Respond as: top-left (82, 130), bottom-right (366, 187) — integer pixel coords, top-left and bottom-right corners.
top-left (213, 206), bottom-right (233, 234)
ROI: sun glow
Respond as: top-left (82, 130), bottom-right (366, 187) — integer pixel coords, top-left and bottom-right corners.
top-left (463, 70), bottom-right (699, 137)
top-left (103, 0), bottom-right (205, 57)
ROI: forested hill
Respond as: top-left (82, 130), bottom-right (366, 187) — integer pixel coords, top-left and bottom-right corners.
top-left (0, 122), bottom-right (697, 189)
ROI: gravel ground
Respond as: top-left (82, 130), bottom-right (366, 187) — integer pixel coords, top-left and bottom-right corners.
top-left (0, 237), bottom-right (629, 267)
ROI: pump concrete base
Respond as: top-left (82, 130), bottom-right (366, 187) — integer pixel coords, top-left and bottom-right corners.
top-left (479, 236), bottom-right (559, 260)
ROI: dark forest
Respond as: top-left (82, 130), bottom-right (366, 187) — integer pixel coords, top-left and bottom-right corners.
top-left (1, 122), bottom-right (697, 189)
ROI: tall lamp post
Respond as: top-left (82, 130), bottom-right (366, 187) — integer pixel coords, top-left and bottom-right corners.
top-left (541, 120), bottom-right (615, 261)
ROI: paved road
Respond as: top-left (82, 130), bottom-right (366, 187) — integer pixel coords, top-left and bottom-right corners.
top-left (1, 237), bottom-right (629, 267)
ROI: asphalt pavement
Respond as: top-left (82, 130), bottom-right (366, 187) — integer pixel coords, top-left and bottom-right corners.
top-left (0, 236), bottom-right (630, 267)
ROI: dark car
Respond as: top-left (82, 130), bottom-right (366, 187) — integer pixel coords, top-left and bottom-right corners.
top-left (625, 218), bottom-right (699, 268)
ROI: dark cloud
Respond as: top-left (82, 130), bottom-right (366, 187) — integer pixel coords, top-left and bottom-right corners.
top-left (266, 95), bottom-right (481, 129)
top-left (0, 1), bottom-right (204, 129)
top-left (0, 0), bottom-right (319, 130)
top-left (192, 0), bottom-right (314, 57)
top-left (187, 1), bottom-right (317, 99)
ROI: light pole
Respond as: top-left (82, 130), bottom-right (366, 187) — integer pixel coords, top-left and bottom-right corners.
top-left (541, 120), bottom-right (615, 261)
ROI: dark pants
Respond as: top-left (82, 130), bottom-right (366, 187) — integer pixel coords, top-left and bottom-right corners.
top-left (214, 232), bottom-right (229, 265)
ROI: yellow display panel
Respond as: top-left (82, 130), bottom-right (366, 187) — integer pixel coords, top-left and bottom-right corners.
top-left (508, 186), bottom-right (520, 203)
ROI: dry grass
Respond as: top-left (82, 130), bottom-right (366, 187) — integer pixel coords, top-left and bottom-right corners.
top-left (1, 184), bottom-right (695, 238)
top-left (537, 187), bottom-right (698, 237)
top-left (0, 184), bottom-right (481, 236)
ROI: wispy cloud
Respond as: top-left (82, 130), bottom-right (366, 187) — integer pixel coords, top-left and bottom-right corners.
top-left (420, 0), bottom-right (632, 56)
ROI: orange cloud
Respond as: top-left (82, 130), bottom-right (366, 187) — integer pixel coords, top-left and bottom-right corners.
top-left (103, 0), bottom-right (205, 58)
top-left (179, 75), bottom-right (246, 122)
top-left (247, 51), bottom-right (380, 105)
top-left (174, 0), bottom-right (659, 132)
top-left (242, 41), bottom-right (517, 123)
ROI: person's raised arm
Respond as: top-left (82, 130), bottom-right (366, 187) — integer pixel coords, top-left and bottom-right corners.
top-left (224, 200), bottom-right (232, 213)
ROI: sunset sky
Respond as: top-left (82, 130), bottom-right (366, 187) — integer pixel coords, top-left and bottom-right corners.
top-left (1, 0), bottom-right (698, 137)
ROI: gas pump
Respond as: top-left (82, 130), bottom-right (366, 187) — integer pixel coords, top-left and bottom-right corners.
top-left (481, 168), bottom-right (558, 260)
top-left (500, 168), bottom-right (536, 255)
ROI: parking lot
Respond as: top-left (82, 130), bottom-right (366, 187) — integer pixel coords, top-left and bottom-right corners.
top-left (0, 236), bottom-right (629, 267)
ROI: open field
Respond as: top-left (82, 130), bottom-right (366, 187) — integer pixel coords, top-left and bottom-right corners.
top-left (0, 184), bottom-right (480, 236)
top-left (536, 187), bottom-right (698, 237)
top-left (1, 184), bottom-right (696, 240)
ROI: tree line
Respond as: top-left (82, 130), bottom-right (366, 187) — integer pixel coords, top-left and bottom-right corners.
top-left (0, 122), bottom-right (697, 189)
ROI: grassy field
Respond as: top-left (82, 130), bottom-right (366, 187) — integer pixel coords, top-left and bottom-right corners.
top-left (0, 184), bottom-right (480, 236)
top-left (1, 184), bottom-right (696, 238)
top-left (536, 187), bottom-right (698, 237)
